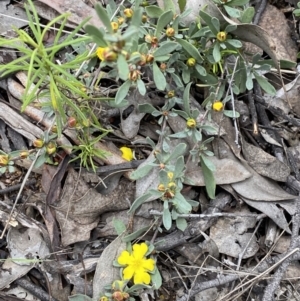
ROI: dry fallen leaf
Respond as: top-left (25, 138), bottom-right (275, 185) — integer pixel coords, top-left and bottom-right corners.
top-left (55, 168), bottom-right (135, 246)
top-left (258, 4), bottom-right (297, 62)
top-left (36, 0), bottom-right (104, 28)
top-left (210, 206), bottom-right (259, 259)
top-left (242, 139), bottom-right (290, 182)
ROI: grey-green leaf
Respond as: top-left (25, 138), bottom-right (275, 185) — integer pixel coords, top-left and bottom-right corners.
top-left (163, 208), bottom-right (172, 230)
top-left (200, 155), bottom-right (216, 199)
top-left (155, 10), bottom-right (174, 38)
top-left (115, 80), bottom-right (131, 104)
top-left (85, 25), bottom-right (107, 47)
top-left (254, 73), bottom-right (276, 96)
top-left (145, 6), bottom-right (164, 18)
top-left (153, 62), bottom-right (167, 90)
top-left (153, 42), bottom-right (178, 57)
top-left (176, 38), bottom-right (203, 63)
top-left (95, 4), bottom-right (113, 34)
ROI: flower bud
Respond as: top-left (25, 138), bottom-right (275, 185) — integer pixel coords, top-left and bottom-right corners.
top-left (122, 292), bottom-right (129, 299)
top-left (157, 184), bottom-right (166, 192)
top-left (138, 54), bottom-right (147, 66)
top-left (145, 34), bottom-right (152, 43)
top-left (141, 1), bottom-right (149, 6)
top-left (216, 31), bottom-right (227, 42)
top-left (212, 101), bottom-right (224, 111)
top-left (67, 116), bottom-right (77, 128)
top-left (160, 63), bottom-right (167, 71)
top-left (103, 48), bottom-right (118, 62)
top-left (128, 70), bottom-right (140, 82)
top-left (117, 17), bottom-right (125, 25)
top-left (20, 151), bottom-right (29, 159)
top-left (186, 57), bottom-right (196, 67)
top-left (186, 118), bottom-right (197, 128)
top-left (124, 8), bottom-right (133, 18)
top-left (121, 50), bottom-right (130, 60)
top-left (146, 54), bottom-right (154, 63)
top-left (99, 296), bottom-right (108, 301)
top-left (0, 155), bottom-right (9, 167)
top-left (166, 27), bottom-right (175, 37)
top-left (167, 90), bottom-right (175, 98)
top-left (167, 172), bottom-right (174, 180)
top-left (168, 182), bottom-right (177, 190)
top-left (111, 21), bottom-right (119, 32)
top-left (151, 36), bottom-right (158, 44)
top-left (142, 14), bottom-right (148, 23)
top-left (33, 139), bottom-right (44, 148)
top-left (112, 291), bottom-right (124, 301)
top-left (46, 142), bottom-right (57, 155)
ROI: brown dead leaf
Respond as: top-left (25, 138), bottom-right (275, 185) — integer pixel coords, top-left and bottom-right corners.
top-left (210, 206), bottom-right (259, 259)
top-left (184, 156), bottom-right (252, 186)
top-left (55, 168), bottom-right (135, 246)
top-left (242, 139), bottom-right (290, 182)
top-left (258, 4), bottom-right (297, 62)
top-left (36, 0), bottom-right (103, 28)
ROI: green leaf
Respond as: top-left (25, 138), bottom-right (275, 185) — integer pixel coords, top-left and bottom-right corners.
top-left (153, 55), bottom-right (171, 62)
top-left (176, 217), bottom-right (188, 231)
top-left (117, 55), bottom-right (129, 81)
top-left (199, 10), bottom-right (218, 35)
top-left (163, 0), bottom-right (176, 13)
top-left (211, 18), bottom-right (220, 33)
top-left (168, 144), bottom-right (187, 162)
top-left (226, 39), bottom-right (242, 48)
top-left (227, 0), bottom-right (250, 6)
top-left (85, 25), bottom-right (107, 47)
top-left (163, 208), bottom-right (172, 230)
top-left (225, 24), bottom-right (237, 32)
top-left (155, 10), bottom-right (174, 38)
top-left (115, 80), bottom-right (131, 104)
top-left (254, 73), bottom-right (276, 95)
top-left (126, 283), bottom-right (152, 293)
top-left (224, 5), bottom-right (241, 18)
top-left (153, 42), bottom-right (178, 57)
top-left (195, 64), bottom-right (207, 76)
top-left (176, 38), bottom-right (203, 63)
top-left (173, 193), bottom-right (192, 213)
top-left (145, 6), bottom-right (164, 18)
top-left (95, 4), bottom-right (113, 34)
top-left (138, 103), bottom-right (159, 114)
top-left (123, 226), bottom-right (152, 243)
top-left (151, 267), bottom-right (162, 289)
top-left (113, 218), bottom-right (126, 235)
top-left (153, 62), bottom-right (167, 91)
top-left (240, 7), bottom-right (255, 23)
top-left (200, 155), bottom-right (216, 199)
top-left (213, 42), bottom-right (221, 62)
top-left (223, 110), bottom-right (240, 118)
top-left (68, 294), bottom-right (93, 301)
top-left (183, 82), bottom-right (192, 114)
top-left (178, 0), bottom-right (187, 13)
top-left (128, 193), bottom-right (155, 213)
top-left (130, 163), bottom-right (156, 180)
top-left (137, 79), bottom-right (146, 95)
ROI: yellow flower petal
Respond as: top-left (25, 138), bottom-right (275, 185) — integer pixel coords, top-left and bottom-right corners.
top-left (132, 242), bottom-right (148, 259)
top-left (123, 265), bottom-right (135, 280)
top-left (117, 250), bottom-right (131, 265)
top-left (141, 258), bottom-right (155, 271)
top-left (120, 146), bottom-right (134, 161)
top-left (133, 269), bottom-right (151, 284)
top-left (212, 101), bottom-right (224, 111)
top-left (96, 47), bottom-right (105, 61)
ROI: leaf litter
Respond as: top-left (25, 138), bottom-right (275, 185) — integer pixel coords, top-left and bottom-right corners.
top-left (1, 0), bottom-right (300, 301)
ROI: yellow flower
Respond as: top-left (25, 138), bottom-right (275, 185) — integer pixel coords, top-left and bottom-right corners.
top-left (117, 243), bottom-right (155, 285)
top-left (216, 31), bottom-right (227, 42)
top-left (186, 57), bottom-right (196, 67)
top-left (186, 118), bottom-right (197, 128)
top-left (212, 101), bottom-right (224, 111)
top-left (0, 155), bottom-right (9, 167)
top-left (124, 8), bottom-right (133, 18)
top-left (96, 47), bottom-right (106, 61)
top-left (166, 27), bottom-right (175, 37)
top-left (120, 146), bottom-right (134, 161)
